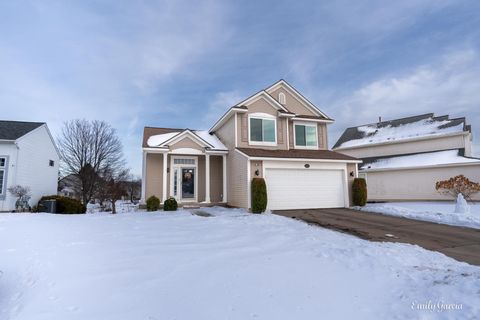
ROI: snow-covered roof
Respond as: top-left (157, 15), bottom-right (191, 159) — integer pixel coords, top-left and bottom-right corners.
top-left (146, 129), bottom-right (227, 150)
top-left (361, 150), bottom-right (480, 170)
top-left (146, 132), bottom-right (179, 147)
top-left (193, 130), bottom-right (227, 150)
top-left (334, 113), bottom-right (469, 149)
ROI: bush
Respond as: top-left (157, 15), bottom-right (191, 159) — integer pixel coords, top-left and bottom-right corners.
top-left (146, 195), bottom-right (160, 211)
top-left (251, 178), bottom-right (267, 213)
top-left (352, 178), bottom-right (367, 206)
top-left (38, 195), bottom-right (86, 214)
top-left (163, 197), bottom-right (178, 211)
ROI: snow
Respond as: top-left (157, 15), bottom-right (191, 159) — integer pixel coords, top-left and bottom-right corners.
top-left (193, 130), bottom-right (227, 150)
top-left (339, 118), bottom-right (464, 148)
top-left (356, 201), bottom-right (480, 229)
top-left (146, 130), bottom-right (226, 150)
top-left (361, 150), bottom-right (480, 170)
top-left (146, 132), bottom-right (179, 147)
top-left (454, 194), bottom-right (470, 214)
top-left (1, 207), bottom-right (479, 319)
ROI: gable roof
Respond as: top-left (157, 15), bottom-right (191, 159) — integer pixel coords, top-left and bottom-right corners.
top-left (209, 79), bottom-right (332, 133)
top-left (265, 79), bottom-right (333, 120)
top-left (0, 120), bottom-right (45, 140)
top-left (333, 113), bottom-right (469, 149)
top-left (142, 127), bottom-right (227, 150)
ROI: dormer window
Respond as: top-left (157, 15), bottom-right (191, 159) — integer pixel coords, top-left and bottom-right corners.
top-left (294, 123), bottom-right (317, 149)
top-left (249, 113), bottom-right (277, 145)
top-left (278, 92), bottom-right (286, 105)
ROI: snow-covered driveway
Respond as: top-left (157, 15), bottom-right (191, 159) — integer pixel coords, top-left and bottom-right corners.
top-left (1, 207), bottom-right (479, 320)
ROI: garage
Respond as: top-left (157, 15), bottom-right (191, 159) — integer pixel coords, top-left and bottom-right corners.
top-left (265, 168), bottom-right (346, 210)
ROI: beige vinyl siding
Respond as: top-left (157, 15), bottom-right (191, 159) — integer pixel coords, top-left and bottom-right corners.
top-left (215, 116), bottom-right (235, 150)
top-left (169, 137), bottom-right (204, 151)
top-left (250, 160), bottom-right (263, 178)
top-left (268, 87), bottom-right (316, 116)
top-left (318, 123), bottom-right (327, 149)
top-left (236, 98), bottom-right (288, 150)
top-left (364, 164), bottom-right (480, 201)
top-left (346, 163), bottom-right (357, 206)
top-left (145, 153), bottom-right (164, 199)
top-left (228, 150), bottom-right (249, 208)
top-left (210, 155), bottom-right (224, 202)
top-left (337, 134), bottom-right (467, 158)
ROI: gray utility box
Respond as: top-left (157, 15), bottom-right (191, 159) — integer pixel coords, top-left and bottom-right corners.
top-left (42, 200), bottom-right (56, 213)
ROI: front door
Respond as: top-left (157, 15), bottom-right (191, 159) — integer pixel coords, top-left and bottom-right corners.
top-left (181, 168), bottom-right (195, 199)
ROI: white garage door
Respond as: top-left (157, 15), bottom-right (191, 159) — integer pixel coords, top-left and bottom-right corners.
top-left (265, 168), bottom-right (345, 210)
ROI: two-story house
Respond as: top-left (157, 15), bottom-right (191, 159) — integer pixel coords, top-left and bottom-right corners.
top-left (333, 113), bottom-right (480, 201)
top-left (0, 120), bottom-right (60, 211)
top-left (141, 80), bottom-right (360, 210)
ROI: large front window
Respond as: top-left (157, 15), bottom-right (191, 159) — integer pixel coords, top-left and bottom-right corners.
top-left (295, 124), bottom-right (317, 148)
top-left (249, 117), bottom-right (276, 143)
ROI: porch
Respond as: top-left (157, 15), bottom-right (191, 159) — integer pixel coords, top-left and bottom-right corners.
top-left (141, 150), bottom-right (228, 205)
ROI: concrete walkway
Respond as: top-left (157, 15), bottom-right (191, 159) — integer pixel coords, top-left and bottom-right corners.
top-left (274, 208), bottom-right (480, 266)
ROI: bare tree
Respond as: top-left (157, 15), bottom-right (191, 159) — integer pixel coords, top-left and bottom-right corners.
top-left (57, 120), bottom-right (125, 204)
top-left (97, 167), bottom-right (130, 214)
top-left (125, 175), bottom-right (141, 203)
top-left (8, 185), bottom-right (31, 212)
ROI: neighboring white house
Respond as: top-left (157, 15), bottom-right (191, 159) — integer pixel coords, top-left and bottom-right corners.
top-left (0, 121), bottom-right (60, 211)
top-left (333, 113), bottom-right (480, 201)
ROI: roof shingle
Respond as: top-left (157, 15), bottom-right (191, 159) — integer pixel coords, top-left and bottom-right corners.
top-left (237, 148), bottom-right (359, 161)
top-left (0, 120), bottom-right (44, 140)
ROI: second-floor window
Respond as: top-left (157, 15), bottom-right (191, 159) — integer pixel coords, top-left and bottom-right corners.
top-left (294, 123), bottom-right (317, 148)
top-left (249, 115), bottom-right (276, 145)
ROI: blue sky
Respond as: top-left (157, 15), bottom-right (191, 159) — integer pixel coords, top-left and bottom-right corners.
top-left (1, 0), bottom-right (479, 175)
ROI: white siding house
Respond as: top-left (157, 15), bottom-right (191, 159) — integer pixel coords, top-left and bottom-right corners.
top-left (0, 121), bottom-right (60, 211)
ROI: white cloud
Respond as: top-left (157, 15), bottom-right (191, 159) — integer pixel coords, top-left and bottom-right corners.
top-left (201, 90), bottom-right (244, 129)
top-left (327, 49), bottom-right (480, 155)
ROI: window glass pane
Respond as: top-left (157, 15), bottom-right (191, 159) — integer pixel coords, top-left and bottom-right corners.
top-left (250, 118), bottom-right (263, 141)
top-left (263, 120), bottom-right (275, 142)
top-left (295, 125), bottom-right (306, 146)
top-left (0, 158), bottom-right (4, 167)
top-left (306, 126), bottom-right (317, 146)
top-left (0, 170), bottom-right (3, 194)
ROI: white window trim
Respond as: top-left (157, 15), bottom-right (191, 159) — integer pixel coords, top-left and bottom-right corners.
top-left (170, 155), bottom-right (198, 203)
top-left (248, 113), bottom-right (277, 146)
top-left (293, 122), bottom-right (318, 149)
top-left (0, 156), bottom-right (7, 197)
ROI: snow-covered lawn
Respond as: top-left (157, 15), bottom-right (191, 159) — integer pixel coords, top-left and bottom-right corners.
top-left (1, 207), bottom-right (479, 320)
top-left (356, 201), bottom-right (480, 229)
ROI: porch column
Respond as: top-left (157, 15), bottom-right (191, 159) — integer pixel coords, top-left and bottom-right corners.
top-left (205, 154), bottom-right (211, 203)
top-left (141, 150), bottom-right (147, 203)
top-left (162, 152), bottom-right (168, 202)
top-left (222, 154), bottom-right (227, 203)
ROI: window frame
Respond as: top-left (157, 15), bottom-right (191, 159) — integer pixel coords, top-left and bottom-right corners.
top-left (293, 122), bottom-right (318, 149)
top-left (248, 113), bottom-right (277, 146)
top-left (0, 156), bottom-right (7, 198)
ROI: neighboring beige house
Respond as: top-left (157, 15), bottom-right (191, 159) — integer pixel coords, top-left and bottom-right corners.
top-left (142, 80), bottom-right (360, 210)
top-left (333, 113), bottom-right (480, 201)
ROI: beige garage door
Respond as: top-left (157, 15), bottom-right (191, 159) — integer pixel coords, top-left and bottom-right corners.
top-left (265, 168), bottom-right (345, 210)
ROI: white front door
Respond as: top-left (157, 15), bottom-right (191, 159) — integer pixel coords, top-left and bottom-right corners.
top-left (171, 156), bottom-right (198, 202)
top-left (265, 168), bottom-right (345, 210)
